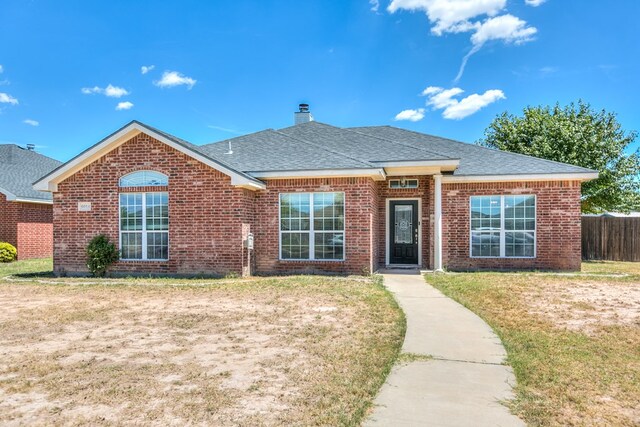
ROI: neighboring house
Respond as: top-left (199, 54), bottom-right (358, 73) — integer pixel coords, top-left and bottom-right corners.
top-left (0, 144), bottom-right (62, 259)
top-left (33, 105), bottom-right (598, 276)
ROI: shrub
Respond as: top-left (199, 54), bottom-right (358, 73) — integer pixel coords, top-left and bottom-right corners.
top-left (86, 234), bottom-right (119, 277)
top-left (0, 242), bottom-right (17, 263)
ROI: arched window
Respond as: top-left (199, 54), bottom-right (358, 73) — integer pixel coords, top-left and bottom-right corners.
top-left (119, 170), bottom-right (168, 187)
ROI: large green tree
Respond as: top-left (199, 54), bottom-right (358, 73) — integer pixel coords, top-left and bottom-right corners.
top-left (478, 100), bottom-right (640, 213)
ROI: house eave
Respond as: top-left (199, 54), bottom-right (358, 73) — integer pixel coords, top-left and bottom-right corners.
top-left (249, 168), bottom-right (387, 181)
top-left (441, 172), bottom-right (599, 183)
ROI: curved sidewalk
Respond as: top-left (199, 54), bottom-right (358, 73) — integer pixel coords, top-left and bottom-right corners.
top-left (365, 270), bottom-right (525, 427)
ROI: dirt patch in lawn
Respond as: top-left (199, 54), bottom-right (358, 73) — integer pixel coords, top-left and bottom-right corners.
top-left (0, 276), bottom-right (404, 426)
top-left (524, 280), bottom-right (640, 334)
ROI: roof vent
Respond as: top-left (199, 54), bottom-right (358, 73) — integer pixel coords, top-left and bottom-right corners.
top-left (26, 144), bottom-right (35, 151)
top-left (294, 103), bottom-right (314, 125)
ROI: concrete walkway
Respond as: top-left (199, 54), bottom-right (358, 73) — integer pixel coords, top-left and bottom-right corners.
top-left (365, 270), bottom-right (525, 427)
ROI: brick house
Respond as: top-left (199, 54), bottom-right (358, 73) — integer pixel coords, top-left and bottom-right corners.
top-left (0, 144), bottom-right (62, 259)
top-left (34, 106), bottom-right (597, 276)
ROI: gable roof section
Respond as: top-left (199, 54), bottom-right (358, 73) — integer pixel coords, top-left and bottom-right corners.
top-left (352, 125), bottom-right (598, 181)
top-left (0, 145), bottom-right (62, 203)
top-left (198, 129), bottom-right (378, 172)
top-left (200, 121), bottom-right (460, 178)
top-left (33, 121), bottom-right (266, 192)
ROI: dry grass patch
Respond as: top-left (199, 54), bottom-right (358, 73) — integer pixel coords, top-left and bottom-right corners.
top-left (427, 263), bottom-right (640, 426)
top-left (0, 268), bottom-right (404, 426)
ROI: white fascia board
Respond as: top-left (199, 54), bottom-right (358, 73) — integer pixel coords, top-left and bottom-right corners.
top-left (0, 186), bottom-right (51, 204)
top-left (33, 122), bottom-right (266, 192)
top-left (14, 197), bottom-right (53, 205)
top-left (249, 168), bottom-right (387, 181)
top-left (0, 186), bottom-right (17, 201)
top-left (441, 172), bottom-right (599, 183)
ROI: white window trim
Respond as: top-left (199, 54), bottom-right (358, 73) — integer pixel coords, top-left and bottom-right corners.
top-left (119, 191), bottom-right (169, 261)
top-left (385, 198), bottom-right (422, 267)
top-left (469, 195), bottom-right (537, 259)
top-left (388, 179), bottom-right (419, 189)
top-left (278, 192), bottom-right (346, 262)
top-left (119, 170), bottom-right (168, 187)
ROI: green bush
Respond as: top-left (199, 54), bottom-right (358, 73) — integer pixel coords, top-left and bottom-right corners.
top-left (86, 234), bottom-right (119, 277)
top-left (0, 242), bottom-right (17, 263)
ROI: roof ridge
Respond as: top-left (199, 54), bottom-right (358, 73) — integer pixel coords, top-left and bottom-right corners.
top-left (270, 129), bottom-right (378, 169)
top-left (345, 127), bottom-right (457, 161)
top-left (382, 126), bottom-right (597, 173)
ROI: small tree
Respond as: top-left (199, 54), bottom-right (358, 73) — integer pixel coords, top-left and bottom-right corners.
top-left (0, 242), bottom-right (17, 263)
top-left (479, 100), bottom-right (640, 213)
top-left (86, 234), bottom-right (119, 277)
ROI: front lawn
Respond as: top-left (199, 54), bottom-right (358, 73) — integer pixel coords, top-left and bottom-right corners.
top-left (427, 262), bottom-right (640, 426)
top-left (0, 259), bottom-right (405, 426)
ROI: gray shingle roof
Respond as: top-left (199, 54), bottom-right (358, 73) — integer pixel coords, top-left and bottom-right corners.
top-left (199, 121), bottom-right (595, 177)
top-left (0, 145), bottom-right (62, 201)
top-left (198, 129), bottom-right (376, 171)
top-left (351, 125), bottom-right (595, 176)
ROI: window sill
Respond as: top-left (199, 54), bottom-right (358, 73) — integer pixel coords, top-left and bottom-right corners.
top-left (279, 259), bottom-right (345, 263)
top-left (119, 259), bottom-right (169, 262)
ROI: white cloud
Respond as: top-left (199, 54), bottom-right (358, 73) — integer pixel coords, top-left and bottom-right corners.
top-left (81, 86), bottom-right (101, 95)
top-left (104, 84), bottom-right (129, 98)
top-left (425, 87), bottom-right (465, 108)
top-left (422, 86), bottom-right (505, 119)
top-left (394, 108), bottom-right (426, 122)
top-left (525, 0), bottom-right (546, 6)
top-left (154, 71), bottom-right (196, 89)
top-left (0, 92), bottom-right (18, 105)
top-left (471, 14), bottom-right (537, 46)
top-left (23, 119), bottom-right (39, 126)
top-left (141, 65), bottom-right (155, 74)
top-left (370, 0), bottom-right (380, 12)
top-left (81, 84), bottom-right (130, 98)
top-left (388, 0), bottom-right (506, 35)
top-left (454, 14), bottom-right (536, 81)
top-left (115, 101), bottom-right (134, 110)
top-left (387, 0), bottom-right (538, 82)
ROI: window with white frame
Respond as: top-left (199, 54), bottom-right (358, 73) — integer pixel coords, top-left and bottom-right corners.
top-left (120, 192), bottom-right (169, 260)
top-left (119, 170), bottom-right (168, 187)
top-left (279, 192), bottom-right (345, 260)
top-left (470, 195), bottom-right (535, 258)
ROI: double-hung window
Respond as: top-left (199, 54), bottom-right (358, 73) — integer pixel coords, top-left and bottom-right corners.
top-left (119, 171), bottom-right (169, 260)
top-left (279, 192), bottom-right (345, 260)
top-left (470, 195), bottom-right (536, 258)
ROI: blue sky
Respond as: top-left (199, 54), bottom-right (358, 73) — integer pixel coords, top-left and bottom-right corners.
top-left (1, 0), bottom-right (639, 161)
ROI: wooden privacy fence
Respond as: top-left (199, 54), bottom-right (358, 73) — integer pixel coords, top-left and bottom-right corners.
top-left (582, 216), bottom-right (640, 261)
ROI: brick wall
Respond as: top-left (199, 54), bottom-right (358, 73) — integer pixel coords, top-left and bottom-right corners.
top-left (16, 201), bottom-right (53, 259)
top-left (253, 177), bottom-right (378, 275)
top-left (377, 176), bottom-right (432, 268)
top-left (0, 193), bottom-right (53, 259)
top-left (441, 180), bottom-right (582, 271)
top-left (53, 133), bottom-right (251, 276)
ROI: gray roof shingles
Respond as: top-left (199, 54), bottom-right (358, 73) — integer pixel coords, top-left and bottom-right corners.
top-left (198, 121), bottom-right (595, 177)
top-left (0, 145), bottom-right (62, 201)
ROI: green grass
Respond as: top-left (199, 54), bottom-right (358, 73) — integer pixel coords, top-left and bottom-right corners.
top-left (427, 262), bottom-right (640, 426)
top-left (0, 257), bottom-right (53, 276)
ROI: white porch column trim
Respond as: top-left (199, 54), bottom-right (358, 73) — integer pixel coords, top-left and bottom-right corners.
top-left (434, 174), bottom-right (443, 272)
